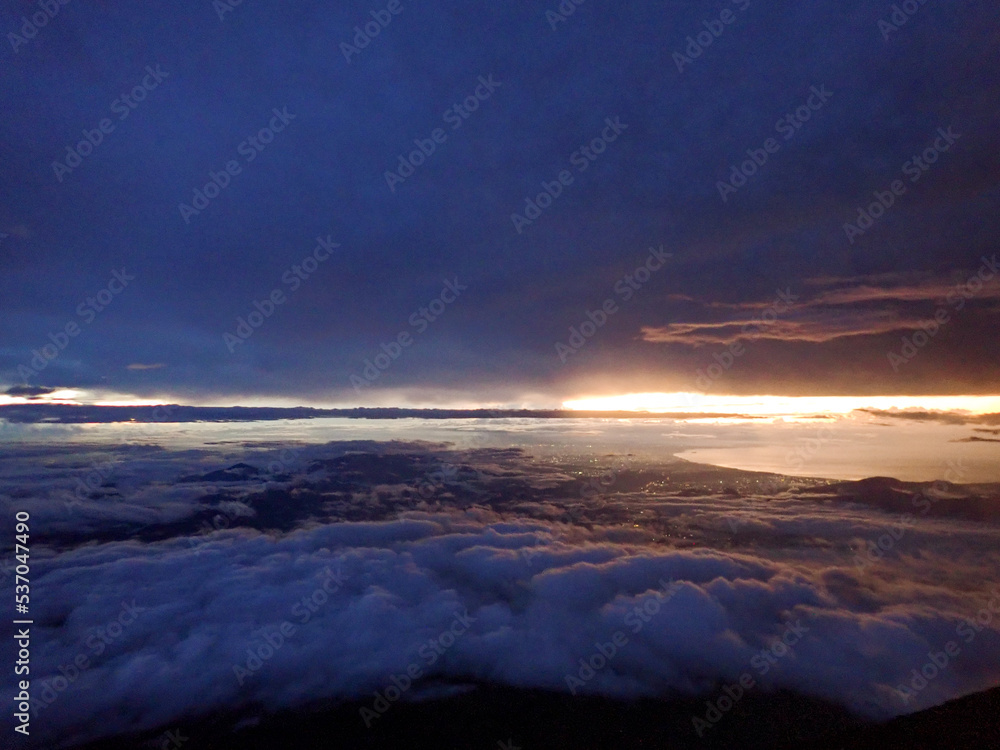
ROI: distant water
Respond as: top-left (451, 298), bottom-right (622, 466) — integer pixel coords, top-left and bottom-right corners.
top-left (2, 412), bottom-right (996, 482)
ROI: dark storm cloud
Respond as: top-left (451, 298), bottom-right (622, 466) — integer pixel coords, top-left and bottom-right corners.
top-left (3, 385), bottom-right (58, 398)
top-left (1, 1), bottom-right (999, 402)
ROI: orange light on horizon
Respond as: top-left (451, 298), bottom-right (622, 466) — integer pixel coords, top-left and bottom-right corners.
top-left (0, 389), bottom-right (170, 408)
top-left (562, 393), bottom-right (1000, 417)
top-left (0, 389), bottom-right (82, 406)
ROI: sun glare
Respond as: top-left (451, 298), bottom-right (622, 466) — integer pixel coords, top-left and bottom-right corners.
top-left (562, 393), bottom-right (1000, 417)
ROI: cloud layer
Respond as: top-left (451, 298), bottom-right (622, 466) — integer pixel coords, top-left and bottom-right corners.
top-left (3, 440), bottom-right (1000, 747)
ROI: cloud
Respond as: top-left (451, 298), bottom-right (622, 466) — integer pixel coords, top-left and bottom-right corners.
top-left (4, 441), bottom-right (1000, 747)
top-left (643, 274), bottom-right (1000, 347)
top-left (3, 385), bottom-right (58, 398)
top-left (641, 309), bottom-right (921, 346)
top-left (126, 363), bottom-right (166, 371)
top-left (858, 409), bottom-right (1000, 427)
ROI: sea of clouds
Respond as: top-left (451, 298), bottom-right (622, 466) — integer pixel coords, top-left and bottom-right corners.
top-left (2, 439), bottom-right (1000, 747)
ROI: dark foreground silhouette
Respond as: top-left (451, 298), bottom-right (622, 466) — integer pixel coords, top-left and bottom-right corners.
top-left (72, 683), bottom-right (1000, 750)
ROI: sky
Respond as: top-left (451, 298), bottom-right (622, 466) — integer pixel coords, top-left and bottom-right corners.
top-left (2, 0), bottom-right (999, 408)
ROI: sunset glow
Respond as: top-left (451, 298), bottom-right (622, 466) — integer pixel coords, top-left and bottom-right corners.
top-left (563, 393), bottom-right (1000, 417)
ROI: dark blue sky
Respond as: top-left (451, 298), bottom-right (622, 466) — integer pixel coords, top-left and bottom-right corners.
top-left (2, 0), bottom-right (999, 406)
